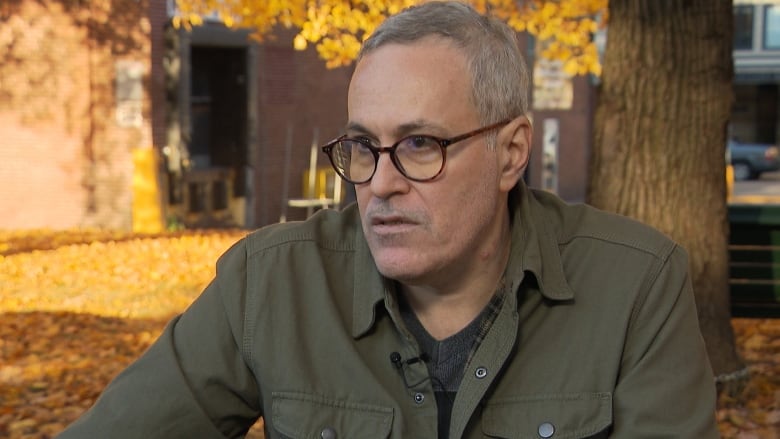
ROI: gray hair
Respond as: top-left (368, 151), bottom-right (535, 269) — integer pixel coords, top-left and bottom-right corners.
top-left (358, 1), bottom-right (530, 126)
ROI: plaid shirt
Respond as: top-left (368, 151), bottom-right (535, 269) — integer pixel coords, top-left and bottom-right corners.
top-left (463, 281), bottom-right (507, 374)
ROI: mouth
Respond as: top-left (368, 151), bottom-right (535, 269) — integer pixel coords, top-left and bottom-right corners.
top-left (371, 215), bottom-right (412, 226)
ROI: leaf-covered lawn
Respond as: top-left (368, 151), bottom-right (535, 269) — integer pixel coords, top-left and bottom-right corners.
top-left (0, 229), bottom-right (266, 438)
top-left (717, 318), bottom-right (780, 438)
top-left (0, 230), bottom-right (244, 319)
top-left (0, 230), bottom-right (777, 438)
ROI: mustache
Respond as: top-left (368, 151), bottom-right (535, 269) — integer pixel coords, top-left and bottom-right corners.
top-left (363, 201), bottom-right (426, 224)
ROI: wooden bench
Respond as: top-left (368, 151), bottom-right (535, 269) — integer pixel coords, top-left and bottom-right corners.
top-left (178, 167), bottom-right (236, 228)
top-left (729, 204), bottom-right (780, 317)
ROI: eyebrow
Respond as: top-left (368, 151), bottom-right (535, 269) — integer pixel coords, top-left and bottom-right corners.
top-left (344, 119), bottom-right (446, 140)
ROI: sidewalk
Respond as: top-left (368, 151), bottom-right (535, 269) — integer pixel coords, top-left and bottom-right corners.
top-left (731, 171), bottom-right (780, 205)
top-left (730, 194), bottom-right (780, 205)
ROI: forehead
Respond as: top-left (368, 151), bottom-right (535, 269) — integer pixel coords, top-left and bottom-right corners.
top-left (347, 37), bottom-right (478, 134)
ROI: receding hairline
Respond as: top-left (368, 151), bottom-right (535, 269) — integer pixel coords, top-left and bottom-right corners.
top-left (348, 35), bottom-right (480, 128)
top-left (357, 4), bottom-right (492, 61)
top-left (356, 33), bottom-right (471, 67)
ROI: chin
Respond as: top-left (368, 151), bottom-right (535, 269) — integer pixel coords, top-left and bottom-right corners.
top-left (373, 252), bottom-right (428, 282)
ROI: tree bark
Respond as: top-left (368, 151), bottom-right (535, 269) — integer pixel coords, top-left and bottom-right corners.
top-left (588, 0), bottom-right (744, 382)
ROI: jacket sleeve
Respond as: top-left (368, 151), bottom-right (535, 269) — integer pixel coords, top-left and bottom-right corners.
top-left (611, 246), bottom-right (719, 437)
top-left (56, 239), bottom-right (261, 439)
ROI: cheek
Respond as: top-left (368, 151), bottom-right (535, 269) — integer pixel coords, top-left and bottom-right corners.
top-left (449, 158), bottom-right (499, 201)
top-left (355, 185), bottom-right (371, 210)
top-left (430, 177), bottom-right (497, 231)
top-left (355, 183), bottom-right (371, 200)
top-left (446, 168), bottom-right (500, 226)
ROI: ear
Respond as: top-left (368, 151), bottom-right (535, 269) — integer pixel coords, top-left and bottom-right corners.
top-left (497, 115), bottom-right (532, 193)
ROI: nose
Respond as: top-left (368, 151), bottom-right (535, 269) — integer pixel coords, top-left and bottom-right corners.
top-left (368, 152), bottom-right (409, 198)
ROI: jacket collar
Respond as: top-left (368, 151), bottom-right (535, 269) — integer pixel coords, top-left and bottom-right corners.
top-left (350, 181), bottom-right (574, 338)
top-left (511, 181), bottom-right (575, 302)
top-left (352, 218), bottom-right (391, 338)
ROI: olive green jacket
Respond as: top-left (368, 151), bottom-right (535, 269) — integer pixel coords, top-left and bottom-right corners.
top-left (58, 184), bottom-right (718, 438)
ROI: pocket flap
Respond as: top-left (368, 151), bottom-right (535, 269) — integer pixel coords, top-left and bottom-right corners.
top-left (272, 392), bottom-right (393, 439)
top-left (482, 392), bottom-right (612, 439)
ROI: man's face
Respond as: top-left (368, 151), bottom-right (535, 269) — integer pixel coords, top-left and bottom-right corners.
top-left (348, 37), bottom-right (513, 289)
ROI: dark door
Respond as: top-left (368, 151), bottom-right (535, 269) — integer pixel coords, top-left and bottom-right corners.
top-left (190, 46), bottom-right (248, 197)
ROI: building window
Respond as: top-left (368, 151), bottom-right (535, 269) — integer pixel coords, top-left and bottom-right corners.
top-left (734, 5), bottom-right (754, 50)
top-left (764, 5), bottom-right (780, 49)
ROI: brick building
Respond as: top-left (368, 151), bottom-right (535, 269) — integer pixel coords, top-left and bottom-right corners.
top-left (0, 0), bottom-right (153, 229)
top-left (0, 0), bottom-right (352, 230)
top-left (1, 0), bottom-right (599, 231)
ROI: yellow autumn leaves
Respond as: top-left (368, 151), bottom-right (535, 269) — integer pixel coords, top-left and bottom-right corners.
top-left (1, 230), bottom-right (777, 437)
top-left (0, 229), bottom-right (249, 438)
top-left (173, 0), bottom-right (607, 74)
top-left (0, 229), bottom-right (246, 319)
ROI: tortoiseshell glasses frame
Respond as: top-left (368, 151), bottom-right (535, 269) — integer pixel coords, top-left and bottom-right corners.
top-left (321, 120), bottom-right (510, 184)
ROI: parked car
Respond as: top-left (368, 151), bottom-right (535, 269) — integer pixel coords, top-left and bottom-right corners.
top-left (728, 139), bottom-right (780, 181)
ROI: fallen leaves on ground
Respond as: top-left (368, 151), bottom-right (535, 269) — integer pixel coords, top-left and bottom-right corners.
top-left (0, 229), bottom-right (245, 319)
top-left (0, 229), bottom-right (254, 438)
top-left (0, 312), bottom-right (170, 437)
top-left (0, 228), bottom-right (193, 257)
top-left (717, 318), bottom-right (780, 439)
top-left (0, 229), bottom-right (778, 438)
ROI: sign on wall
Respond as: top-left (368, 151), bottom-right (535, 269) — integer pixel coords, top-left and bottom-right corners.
top-left (533, 58), bottom-right (573, 111)
top-left (115, 60), bottom-right (144, 128)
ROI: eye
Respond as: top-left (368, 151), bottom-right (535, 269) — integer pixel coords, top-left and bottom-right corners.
top-left (352, 136), bottom-right (377, 149)
top-left (346, 138), bottom-right (375, 157)
top-left (403, 136), bottom-right (439, 151)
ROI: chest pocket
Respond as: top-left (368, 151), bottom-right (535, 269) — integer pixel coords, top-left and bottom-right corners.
top-left (271, 391), bottom-right (394, 439)
top-left (481, 392), bottom-right (612, 439)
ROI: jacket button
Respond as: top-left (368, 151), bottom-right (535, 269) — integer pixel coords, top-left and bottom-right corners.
top-left (414, 392), bottom-right (425, 404)
top-left (475, 366), bottom-right (488, 379)
top-left (538, 422), bottom-right (555, 438)
top-left (320, 426), bottom-right (337, 439)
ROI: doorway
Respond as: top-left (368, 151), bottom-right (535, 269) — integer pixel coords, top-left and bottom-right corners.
top-left (185, 45), bottom-right (248, 227)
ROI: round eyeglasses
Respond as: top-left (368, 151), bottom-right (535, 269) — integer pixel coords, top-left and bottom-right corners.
top-left (321, 120), bottom-right (510, 184)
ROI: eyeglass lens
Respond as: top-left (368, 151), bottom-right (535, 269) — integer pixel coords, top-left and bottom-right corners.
top-left (332, 136), bottom-right (445, 183)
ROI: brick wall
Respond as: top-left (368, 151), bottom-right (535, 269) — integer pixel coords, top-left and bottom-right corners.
top-left (253, 34), bottom-right (353, 225)
top-left (528, 74), bottom-right (595, 204)
top-left (0, 2), bottom-right (598, 229)
top-left (0, 0), bottom-right (155, 230)
top-left (1, 0), bottom-right (355, 230)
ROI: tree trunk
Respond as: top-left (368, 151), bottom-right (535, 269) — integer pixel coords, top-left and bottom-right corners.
top-left (588, 0), bottom-right (744, 383)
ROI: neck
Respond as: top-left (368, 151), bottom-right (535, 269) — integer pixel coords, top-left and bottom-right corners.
top-left (400, 216), bottom-right (512, 340)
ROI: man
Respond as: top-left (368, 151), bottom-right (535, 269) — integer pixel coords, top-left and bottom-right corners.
top-left (59, 2), bottom-right (718, 438)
